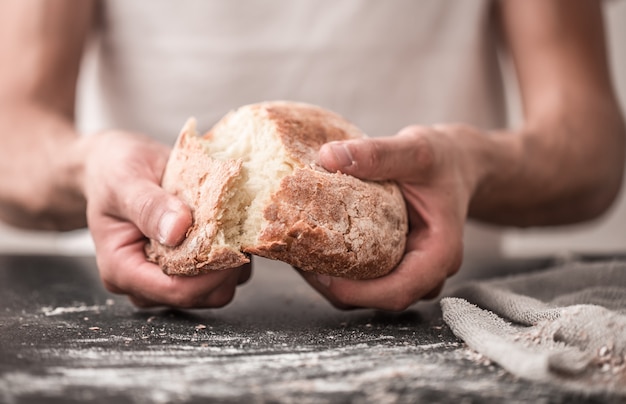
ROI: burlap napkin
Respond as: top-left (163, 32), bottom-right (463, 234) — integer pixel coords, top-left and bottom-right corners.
top-left (441, 260), bottom-right (626, 390)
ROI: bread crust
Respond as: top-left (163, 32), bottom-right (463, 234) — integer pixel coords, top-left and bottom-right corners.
top-left (146, 102), bottom-right (408, 279)
top-left (247, 168), bottom-right (407, 280)
top-left (145, 122), bottom-right (250, 276)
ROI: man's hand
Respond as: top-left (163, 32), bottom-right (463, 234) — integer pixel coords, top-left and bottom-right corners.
top-left (298, 125), bottom-right (483, 311)
top-left (81, 131), bottom-right (251, 308)
top-left (297, 1), bottom-right (626, 311)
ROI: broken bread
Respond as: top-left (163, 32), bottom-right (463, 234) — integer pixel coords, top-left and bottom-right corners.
top-left (145, 101), bottom-right (408, 279)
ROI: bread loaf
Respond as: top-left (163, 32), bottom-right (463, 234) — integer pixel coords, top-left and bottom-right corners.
top-left (146, 101), bottom-right (408, 279)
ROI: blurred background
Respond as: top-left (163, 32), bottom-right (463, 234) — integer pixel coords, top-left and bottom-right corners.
top-left (0, 1), bottom-right (624, 259)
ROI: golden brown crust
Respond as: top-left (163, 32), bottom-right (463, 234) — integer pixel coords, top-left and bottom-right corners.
top-left (147, 102), bottom-right (408, 279)
top-left (145, 122), bottom-right (250, 275)
top-left (262, 102), bottom-right (366, 163)
top-left (246, 168), bottom-right (407, 279)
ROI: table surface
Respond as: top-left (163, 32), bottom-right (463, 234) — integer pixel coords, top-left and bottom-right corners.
top-left (0, 254), bottom-right (623, 404)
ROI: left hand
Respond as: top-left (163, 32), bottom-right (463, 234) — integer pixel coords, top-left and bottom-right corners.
top-left (81, 130), bottom-right (251, 308)
top-left (297, 124), bottom-right (484, 311)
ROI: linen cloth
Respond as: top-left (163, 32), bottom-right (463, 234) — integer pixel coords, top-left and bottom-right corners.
top-left (442, 259), bottom-right (626, 390)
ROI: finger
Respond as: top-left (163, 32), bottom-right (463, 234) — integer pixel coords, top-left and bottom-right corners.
top-left (318, 127), bottom-right (436, 182)
top-left (422, 281), bottom-right (445, 300)
top-left (129, 261), bottom-right (241, 308)
top-left (312, 252), bottom-right (445, 312)
top-left (295, 268), bottom-right (356, 310)
top-left (307, 226), bottom-right (462, 311)
top-left (237, 263), bottom-right (252, 285)
top-left (125, 261), bottom-right (241, 308)
top-left (95, 222), bottom-right (243, 308)
top-left (115, 179), bottom-right (192, 247)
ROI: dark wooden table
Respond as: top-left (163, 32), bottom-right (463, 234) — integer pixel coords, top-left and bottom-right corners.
top-left (0, 254), bottom-right (622, 403)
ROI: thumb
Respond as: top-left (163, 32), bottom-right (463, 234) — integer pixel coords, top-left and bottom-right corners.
top-left (318, 128), bottom-right (436, 182)
top-left (116, 180), bottom-right (192, 247)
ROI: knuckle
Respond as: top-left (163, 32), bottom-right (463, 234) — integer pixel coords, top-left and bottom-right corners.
top-left (237, 265), bottom-right (253, 285)
top-left (447, 240), bottom-right (464, 277)
top-left (167, 288), bottom-right (202, 308)
top-left (424, 282), bottom-right (445, 300)
top-left (327, 289), bottom-right (360, 310)
top-left (97, 257), bottom-right (123, 294)
top-left (130, 193), bottom-right (157, 228)
top-left (398, 126), bottom-right (437, 177)
top-left (410, 136), bottom-right (437, 175)
top-left (385, 295), bottom-right (413, 312)
top-left (163, 276), bottom-right (237, 309)
top-left (160, 280), bottom-right (198, 308)
top-left (207, 288), bottom-right (236, 308)
top-left (364, 140), bottom-right (383, 174)
top-left (102, 279), bottom-right (122, 294)
top-left (129, 296), bottom-right (155, 308)
top-left (169, 294), bottom-right (200, 309)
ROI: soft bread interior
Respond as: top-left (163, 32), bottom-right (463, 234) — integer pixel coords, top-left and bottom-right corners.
top-left (189, 110), bottom-right (298, 250)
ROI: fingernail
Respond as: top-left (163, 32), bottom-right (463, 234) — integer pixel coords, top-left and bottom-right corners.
top-left (158, 210), bottom-right (178, 245)
top-left (316, 274), bottom-right (332, 288)
top-left (328, 142), bottom-right (355, 170)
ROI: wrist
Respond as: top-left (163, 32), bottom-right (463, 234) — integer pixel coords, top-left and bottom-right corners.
top-left (33, 122), bottom-right (89, 230)
top-left (466, 120), bottom-right (622, 226)
top-left (466, 128), bottom-right (526, 224)
top-left (0, 103), bottom-right (89, 230)
top-left (433, 124), bottom-right (497, 204)
top-left (59, 134), bottom-right (90, 204)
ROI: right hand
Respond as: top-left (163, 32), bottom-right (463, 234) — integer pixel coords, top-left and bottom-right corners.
top-left (298, 124), bottom-right (478, 311)
top-left (81, 130), bottom-right (251, 308)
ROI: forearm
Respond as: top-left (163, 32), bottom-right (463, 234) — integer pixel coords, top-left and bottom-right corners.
top-left (0, 102), bottom-right (87, 230)
top-left (0, 0), bottom-right (96, 230)
top-left (463, 0), bottom-right (626, 227)
top-left (468, 99), bottom-right (625, 227)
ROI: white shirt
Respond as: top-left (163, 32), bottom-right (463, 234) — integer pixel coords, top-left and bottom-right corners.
top-left (80, 0), bottom-right (505, 139)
